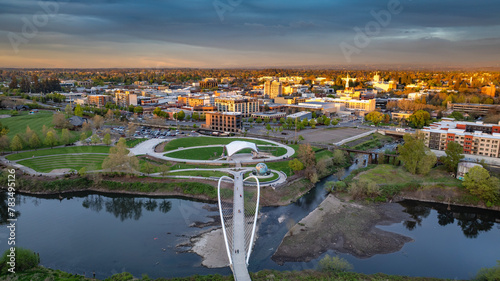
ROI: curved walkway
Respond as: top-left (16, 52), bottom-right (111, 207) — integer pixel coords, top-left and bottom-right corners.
top-left (130, 137), bottom-right (295, 165)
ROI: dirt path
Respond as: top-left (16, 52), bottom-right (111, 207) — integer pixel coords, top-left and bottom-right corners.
top-left (272, 194), bottom-right (413, 264)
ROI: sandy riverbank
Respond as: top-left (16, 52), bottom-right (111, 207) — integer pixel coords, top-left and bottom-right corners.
top-left (190, 228), bottom-right (230, 268)
top-left (272, 194), bottom-right (413, 264)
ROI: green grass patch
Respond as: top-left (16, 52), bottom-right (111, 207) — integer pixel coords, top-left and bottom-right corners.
top-left (315, 149), bottom-right (334, 161)
top-left (169, 162), bottom-right (230, 170)
top-left (163, 136), bottom-right (275, 152)
top-left (165, 147), bottom-right (224, 160)
top-left (266, 161), bottom-right (293, 177)
top-left (18, 154), bottom-right (107, 172)
top-left (126, 138), bottom-right (148, 148)
top-left (243, 171), bottom-right (280, 182)
top-left (347, 133), bottom-right (393, 151)
top-left (6, 146), bottom-right (111, 161)
top-left (167, 170), bottom-right (230, 178)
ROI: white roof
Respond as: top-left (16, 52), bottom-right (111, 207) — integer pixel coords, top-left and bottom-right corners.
top-left (225, 141), bottom-right (259, 157)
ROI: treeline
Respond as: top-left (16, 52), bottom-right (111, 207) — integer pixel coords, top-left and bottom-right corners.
top-left (9, 75), bottom-right (62, 93)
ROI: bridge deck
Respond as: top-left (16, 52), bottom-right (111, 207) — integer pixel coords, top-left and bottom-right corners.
top-left (231, 172), bottom-right (251, 281)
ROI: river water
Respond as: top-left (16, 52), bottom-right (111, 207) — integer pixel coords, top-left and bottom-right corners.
top-left (0, 161), bottom-right (499, 279)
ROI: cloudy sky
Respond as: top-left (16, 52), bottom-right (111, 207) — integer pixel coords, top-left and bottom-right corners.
top-left (1, 0), bottom-right (499, 68)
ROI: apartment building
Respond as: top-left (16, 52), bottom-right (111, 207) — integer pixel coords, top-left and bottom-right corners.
top-left (447, 102), bottom-right (500, 116)
top-left (115, 90), bottom-right (138, 107)
top-left (87, 95), bottom-right (113, 108)
top-left (264, 80), bottom-right (282, 99)
top-left (203, 112), bottom-right (242, 133)
top-left (215, 96), bottom-right (259, 117)
top-left (331, 98), bottom-right (376, 112)
top-left (422, 120), bottom-right (500, 158)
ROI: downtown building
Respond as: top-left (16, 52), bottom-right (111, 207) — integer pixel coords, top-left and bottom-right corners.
top-left (203, 112), bottom-right (242, 133)
top-left (215, 96), bottom-right (260, 118)
top-left (422, 119), bottom-right (500, 158)
top-left (264, 80), bottom-right (282, 99)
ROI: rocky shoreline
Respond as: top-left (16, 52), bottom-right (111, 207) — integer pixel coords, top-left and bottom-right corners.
top-left (272, 195), bottom-right (413, 264)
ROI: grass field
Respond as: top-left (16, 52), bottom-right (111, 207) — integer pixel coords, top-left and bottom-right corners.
top-left (266, 161), bottom-right (293, 176)
top-left (163, 137), bottom-right (276, 151)
top-left (165, 147), bottom-right (224, 160)
top-left (6, 146), bottom-right (111, 161)
top-left (356, 164), bottom-right (462, 187)
top-left (315, 149), bottom-right (334, 161)
top-left (244, 171), bottom-right (280, 182)
top-left (126, 138), bottom-right (148, 148)
top-left (167, 170), bottom-right (230, 178)
top-left (1, 110), bottom-right (80, 146)
top-left (18, 154), bottom-right (107, 172)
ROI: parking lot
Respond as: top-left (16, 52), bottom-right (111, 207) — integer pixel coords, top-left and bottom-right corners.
top-left (133, 126), bottom-right (199, 139)
top-left (296, 127), bottom-right (371, 144)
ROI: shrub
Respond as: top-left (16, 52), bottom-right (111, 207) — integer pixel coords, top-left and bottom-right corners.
top-left (317, 254), bottom-right (353, 273)
top-left (475, 260), bottom-right (500, 281)
top-left (0, 247), bottom-right (39, 274)
top-left (348, 178), bottom-right (380, 199)
top-left (104, 272), bottom-right (134, 281)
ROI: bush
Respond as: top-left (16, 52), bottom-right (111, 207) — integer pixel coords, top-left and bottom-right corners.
top-left (348, 178), bottom-right (380, 199)
top-left (0, 247), bottom-right (39, 274)
top-left (105, 272), bottom-right (134, 281)
top-left (317, 254), bottom-right (353, 273)
top-left (475, 260), bottom-right (500, 281)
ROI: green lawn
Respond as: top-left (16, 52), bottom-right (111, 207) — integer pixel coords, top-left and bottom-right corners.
top-left (18, 154), bottom-right (107, 172)
top-left (167, 170), bottom-right (230, 178)
top-left (244, 171), bottom-right (280, 182)
top-left (165, 147), bottom-right (224, 160)
top-left (163, 137), bottom-right (276, 151)
top-left (126, 138), bottom-right (148, 148)
top-left (356, 164), bottom-right (462, 187)
top-left (266, 161), bottom-right (294, 177)
top-left (1, 110), bottom-right (81, 146)
top-left (6, 146), bottom-right (111, 161)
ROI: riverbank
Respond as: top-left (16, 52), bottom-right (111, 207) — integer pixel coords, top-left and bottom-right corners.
top-left (272, 194), bottom-right (413, 263)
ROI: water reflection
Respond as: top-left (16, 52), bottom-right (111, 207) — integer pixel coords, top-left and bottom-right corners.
top-left (82, 195), bottom-right (172, 221)
top-left (401, 200), bottom-right (496, 238)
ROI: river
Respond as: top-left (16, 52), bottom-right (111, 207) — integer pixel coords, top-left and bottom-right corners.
top-left (0, 161), bottom-right (499, 279)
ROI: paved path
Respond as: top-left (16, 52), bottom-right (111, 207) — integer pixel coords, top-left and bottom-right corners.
top-left (130, 137), bottom-right (295, 165)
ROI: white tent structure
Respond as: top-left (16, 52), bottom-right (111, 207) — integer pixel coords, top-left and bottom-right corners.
top-left (224, 141), bottom-right (259, 159)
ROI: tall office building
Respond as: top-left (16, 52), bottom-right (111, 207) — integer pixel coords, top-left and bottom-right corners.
top-left (264, 80), bottom-right (282, 99)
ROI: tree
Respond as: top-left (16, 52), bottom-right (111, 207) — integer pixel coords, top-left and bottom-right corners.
top-left (29, 133), bottom-right (41, 149)
top-left (176, 110), bottom-right (185, 121)
top-left (8, 76), bottom-right (18, 89)
top-left (0, 247), bottom-right (39, 274)
top-left (44, 131), bottom-right (58, 148)
top-left (288, 158), bottom-right (305, 171)
top-left (153, 107), bottom-right (162, 116)
top-left (332, 149), bottom-right (346, 165)
top-left (448, 111), bottom-right (464, 121)
top-left (408, 110), bottom-right (431, 129)
top-left (52, 112), bottom-right (69, 128)
top-left (10, 135), bottom-right (23, 152)
top-left (103, 133), bottom-right (111, 146)
top-left (159, 165), bottom-right (170, 176)
top-left (255, 117), bottom-right (262, 123)
top-left (105, 109), bottom-right (114, 121)
top-left (80, 132), bottom-right (87, 143)
top-left (0, 122), bottom-right (9, 136)
top-left (90, 134), bottom-right (100, 145)
top-left (126, 123), bottom-right (138, 137)
top-left (279, 117), bottom-right (286, 124)
top-left (398, 134), bottom-right (436, 175)
top-left (102, 138), bottom-right (139, 173)
top-left (92, 115), bottom-right (104, 130)
top-left (365, 111), bottom-right (384, 126)
top-left (442, 141), bottom-right (464, 172)
top-left (265, 123), bottom-right (271, 131)
top-left (463, 166), bottom-right (500, 203)
top-left (143, 162), bottom-right (155, 174)
top-left (134, 106), bottom-right (143, 114)
top-left (24, 126), bottom-right (35, 143)
top-left (74, 104), bottom-right (83, 117)
top-left (0, 135), bottom-right (10, 154)
top-left (61, 129), bottom-right (71, 145)
top-left (65, 104), bottom-right (73, 116)
top-left (82, 122), bottom-right (91, 133)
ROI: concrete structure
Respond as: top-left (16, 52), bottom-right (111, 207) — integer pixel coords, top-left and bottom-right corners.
top-left (264, 80), bottom-right (282, 99)
top-left (456, 162), bottom-right (482, 180)
top-left (251, 112), bottom-right (286, 120)
top-left (204, 112), bottom-right (243, 133)
top-left (422, 120), bottom-right (500, 158)
top-left (215, 96), bottom-right (259, 118)
top-left (447, 102), bottom-right (500, 116)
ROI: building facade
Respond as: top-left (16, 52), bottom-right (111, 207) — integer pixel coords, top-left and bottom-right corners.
top-left (88, 95), bottom-right (113, 108)
top-left (215, 96), bottom-right (259, 117)
top-left (422, 120), bottom-right (500, 158)
top-left (115, 91), bottom-right (138, 107)
top-left (447, 102), bottom-right (500, 116)
top-left (204, 112), bottom-right (242, 133)
top-left (264, 80), bottom-right (282, 99)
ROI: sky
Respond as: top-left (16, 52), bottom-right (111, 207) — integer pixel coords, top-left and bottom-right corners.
top-left (0, 0), bottom-right (499, 68)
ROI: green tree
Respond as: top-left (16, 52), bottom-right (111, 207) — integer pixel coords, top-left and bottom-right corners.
top-left (90, 134), bottom-right (100, 145)
top-left (365, 111), bottom-right (384, 126)
top-left (331, 118), bottom-right (339, 126)
top-left (29, 133), bottom-right (41, 149)
top-left (0, 247), bottom-right (39, 274)
top-left (103, 133), bottom-right (112, 145)
top-left (279, 117), bottom-right (286, 124)
top-left (288, 158), bottom-right (305, 171)
top-left (177, 110), bottom-right (185, 121)
top-left (102, 138), bottom-right (139, 173)
top-left (0, 135), bottom-right (10, 154)
top-left (10, 134), bottom-right (23, 152)
top-left (475, 260), bottom-right (500, 281)
top-left (74, 104), bottom-right (83, 117)
top-left (192, 111), bottom-right (199, 120)
top-left (398, 134), bottom-right (436, 175)
top-left (463, 166), bottom-right (500, 203)
top-left (80, 132), bottom-right (87, 143)
top-left (0, 122), bottom-right (9, 136)
top-left (61, 129), bottom-right (71, 145)
top-left (332, 149), bottom-right (346, 165)
top-left (317, 254), bottom-right (353, 273)
top-left (442, 141), bottom-right (464, 172)
top-left (153, 107), bottom-right (162, 116)
top-left (448, 111), bottom-right (464, 121)
top-left (44, 131), bottom-right (58, 148)
top-left (159, 165), bottom-right (170, 176)
top-left (265, 123), bottom-right (271, 131)
top-left (65, 104), bottom-right (73, 116)
top-left (408, 110), bottom-right (431, 128)
top-left (255, 117), bottom-right (262, 123)
top-left (134, 106), bottom-right (143, 114)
